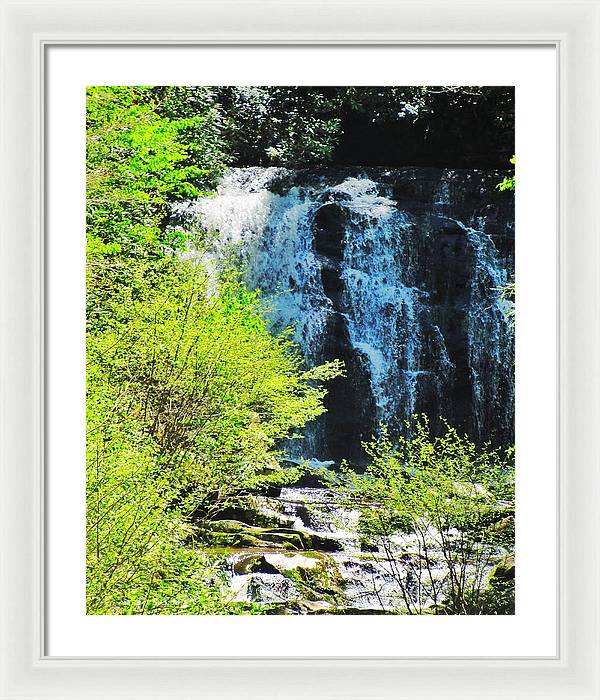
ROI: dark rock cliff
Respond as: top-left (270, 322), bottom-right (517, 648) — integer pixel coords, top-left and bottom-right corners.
top-left (174, 167), bottom-right (515, 464)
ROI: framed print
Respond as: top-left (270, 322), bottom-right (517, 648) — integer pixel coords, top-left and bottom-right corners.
top-left (1, 1), bottom-right (599, 699)
top-left (47, 45), bottom-right (554, 658)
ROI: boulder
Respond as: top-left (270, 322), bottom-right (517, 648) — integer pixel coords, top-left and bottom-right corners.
top-left (489, 515), bottom-right (515, 533)
top-left (303, 532), bottom-right (344, 552)
top-left (201, 521), bottom-right (297, 549)
top-left (490, 553), bottom-right (515, 581)
top-left (212, 502), bottom-right (292, 529)
top-left (360, 539), bottom-right (379, 553)
top-left (258, 530), bottom-right (306, 549)
top-left (239, 552), bottom-right (323, 576)
top-left (208, 530), bottom-right (292, 550)
top-left (230, 550), bottom-right (345, 609)
top-left (245, 574), bottom-right (302, 604)
top-left (233, 554), bottom-right (282, 576)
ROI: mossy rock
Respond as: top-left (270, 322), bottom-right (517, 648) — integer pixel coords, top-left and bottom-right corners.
top-left (202, 519), bottom-right (343, 552)
top-left (491, 553), bottom-right (515, 581)
top-left (280, 552), bottom-right (345, 601)
top-left (200, 521), bottom-right (298, 549)
top-left (213, 497), bottom-right (294, 529)
top-left (360, 539), bottom-right (379, 553)
top-left (231, 551), bottom-right (344, 607)
top-left (201, 520), bottom-right (302, 550)
top-left (235, 551), bottom-right (325, 576)
top-left (265, 527), bottom-right (342, 552)
top-left (489, 515), bottom-right (515, 533)
top-left (307, 532), bottom-right (344, 552)
top-left (233, 553), bottom-right (280, 575)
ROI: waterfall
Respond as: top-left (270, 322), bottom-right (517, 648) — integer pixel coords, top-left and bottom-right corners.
top-left (171, 166), bottom-right (515, 464)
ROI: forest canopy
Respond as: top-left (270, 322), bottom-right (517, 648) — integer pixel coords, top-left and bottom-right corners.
top-left (215, 85), bottom-right (514, 168)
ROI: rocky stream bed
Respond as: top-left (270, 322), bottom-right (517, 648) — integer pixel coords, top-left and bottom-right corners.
top-left (198, 480), bottom-right (514, 615)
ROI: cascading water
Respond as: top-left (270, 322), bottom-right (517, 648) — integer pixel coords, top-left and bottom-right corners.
top-left (172, 166), bottom-right (514, 465)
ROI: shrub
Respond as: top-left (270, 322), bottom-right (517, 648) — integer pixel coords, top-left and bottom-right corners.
top-left (86, 374), bottom-right (229, 614)
top-left (347, 417), bottom-right (515, 614)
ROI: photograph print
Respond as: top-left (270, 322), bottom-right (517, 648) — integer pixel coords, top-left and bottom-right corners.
top-left (86, 86), bottom-right (515, 615)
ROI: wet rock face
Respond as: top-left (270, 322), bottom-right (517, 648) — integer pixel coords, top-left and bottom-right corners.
top-left (174, 167), bottom-right (515, 464)
top-left (313, 203), bottom-right (346, 259)
top-left (394, 213), bottom-right (482, 440)
top-left (314, 203), bottom-right (378, 463)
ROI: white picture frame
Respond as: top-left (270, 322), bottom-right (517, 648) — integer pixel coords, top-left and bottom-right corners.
top-left (1, 0), bottom-right (598, 698)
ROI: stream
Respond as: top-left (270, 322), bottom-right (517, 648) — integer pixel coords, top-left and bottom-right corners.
top-left (214, 482), bottom-right (503, 614)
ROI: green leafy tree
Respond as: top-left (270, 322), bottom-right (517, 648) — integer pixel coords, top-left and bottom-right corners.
top-left (86, 86), bottom-right (228, 330)
top-left (86, 385), bottom-right (229, 614)
top-left (86, 86), bottom-right (223, 250)
top-left (216, 86), bottom-right (343, 166)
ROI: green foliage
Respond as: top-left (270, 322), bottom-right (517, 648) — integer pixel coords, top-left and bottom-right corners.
top-left (87, 86), bottom-right (227, 249)
top-left (86, 86), bottom-right (229, 331)
top-left (86, 386), bottom-right (227, 614)
top-left (216, 87), bottom-right (342, 166)
top-left (497, 154), bottom-right (516, 192)
top-left (86, 377), bottom-right (273, 615)
top-left (346, 417), bottom-right (515, 614)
